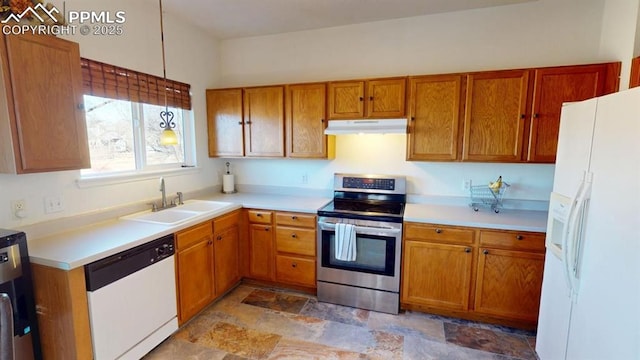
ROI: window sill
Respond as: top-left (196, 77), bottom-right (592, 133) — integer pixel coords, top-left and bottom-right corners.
top-left (76, 166), bottom-right (200, 189)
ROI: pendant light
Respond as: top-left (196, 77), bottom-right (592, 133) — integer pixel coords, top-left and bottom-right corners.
top-left (158, 0), bottom-right (178, 146)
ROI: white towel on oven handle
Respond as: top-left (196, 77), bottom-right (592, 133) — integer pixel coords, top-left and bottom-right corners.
top-left (335, 223), bottom-right (357, 261)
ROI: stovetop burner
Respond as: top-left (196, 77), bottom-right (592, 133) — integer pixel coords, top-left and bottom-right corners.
top-left (317, 174), bottom-right (407, 223)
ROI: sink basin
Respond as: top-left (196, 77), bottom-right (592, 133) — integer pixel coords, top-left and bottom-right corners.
top-left (121, 209), bottom-right (202, 225)
top-left (178, 200), bottom-right (232, 213)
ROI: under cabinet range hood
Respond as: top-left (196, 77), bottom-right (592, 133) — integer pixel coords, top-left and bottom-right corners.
top-left (324, 119), bottom-right (408, 135)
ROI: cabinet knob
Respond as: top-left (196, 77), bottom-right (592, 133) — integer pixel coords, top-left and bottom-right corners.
top-left (464, 247), bottom-right (472, 253)
top-left (256, 213), bottom-right (262, 217)
top-left (238, 121), bottom-right (243, 125)
top-left (533, 113), bottom-right (539, 118)
top-left (516, 235), bottom-right (523, 240)
top-left (359, 97), bottom-right (364, 101)
top-left (246, 121), bottom-right (252, 125)
top-left (291, 215), bottom-right (297, 220)
top-left (483, 249), bottom-right (489, 255)
top-left (291, 233), bottom-right (297, 238)
top-left (77, 103), bottom-right (85, 110)
top-left (208, 240), bottom-right (213, 245)
top-left (217, 235), bottom-right (222, 241)
top-left (369, 96), bottom-right (374, 101)
top-left (411, 116), bottom-right (415, 121)
top-left (292, 262), bottom-right (297, 268)
top-left (520, 114), bottom-right (525, 119)
top-left (320, 119), bottom-right (324, 123)
top-left (265, 227), bottom-right (270, 231)
top-left (435, 228), bottom-right (442, 234)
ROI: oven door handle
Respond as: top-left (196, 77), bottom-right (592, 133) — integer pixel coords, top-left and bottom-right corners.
top-left (318, 222), bottom-right (401, 235)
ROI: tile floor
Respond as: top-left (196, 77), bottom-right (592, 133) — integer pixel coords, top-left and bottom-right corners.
top-left (145, 285), bottom-right (538, 360)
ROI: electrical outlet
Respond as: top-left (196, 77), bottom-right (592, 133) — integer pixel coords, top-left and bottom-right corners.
top-left (44, 196), bottom-right (64, 214)
top-left (462, 179), bottom-right (472, 191)
top-left (11, 199), bottom-right (26, 219)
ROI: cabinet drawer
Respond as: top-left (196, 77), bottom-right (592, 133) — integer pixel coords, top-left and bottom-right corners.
top-left (176, 221), bottom-right (212, 250)
top-left (479, 230), bottom-right (545, 252)
top-left (276, 255), bottom-right (316, 287)
top-left (248, 210), bottom-right (273, 224)
top-left (276, 227), bottom-right (316, 256)
top-left (404, 223), bottom-right (474, 245)
top-left (275, 212), bottom-right (316, 228)
top-left (214, 209), bottom-right (240, 232)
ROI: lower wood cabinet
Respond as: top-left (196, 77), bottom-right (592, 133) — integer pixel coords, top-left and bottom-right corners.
top-left (175, 210), bottom-right (241, 325)
top-left (401, 222), bottom-right (545, 329)
top-left (247, 210), bottom-right (276, 281)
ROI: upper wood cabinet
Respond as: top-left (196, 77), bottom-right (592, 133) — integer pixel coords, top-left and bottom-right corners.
top-left (527, 63), bottom-right (619, 163)
top-left (0, 34), bottom-right (90, 174)
top-left (206, 88), bottom-right (244, 157)
top-left (285, 83), bottom-right (330, 158)
top-left (328, 77), bottom-right (406, 119)
top-left (243, 86), bottom-right (285, 157)
top-left (407, 75), bottom-right (463, 161)
top-left (462, 70), bottom-right (529, 162)
top-left (630, 56), bottom-right (640, 89)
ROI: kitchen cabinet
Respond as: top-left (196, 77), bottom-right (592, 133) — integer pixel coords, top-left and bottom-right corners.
top-left (285, 83), bottom-right (333, 159)
top-left (402, 223), bottom-right (475, 311)
top-left (462, 70), bottom-right (529, 162)
top-left (407, 75), bottom-right (463, 161)
top-left (328, 77), bottom-right (406, 119)
top-left (401, 222), bottom-right (545, 329)
top-left (213, 210), bottom-right (241, 295)
top-left (527, 63), bottom-right (620, 162)
top-left (243, 86), bottom-right (285, 157)
top-left (274, 212), bottom-right (317, 288)
top-left (630, 56), bottom-right (640, 88)
top-left (474, 230), bottom-right (545, 323)
top-left (175, 221), bottom-right (215, 324)
top-left (0, 33), bottom-right (90, 174)
top-left (247, 209), bottom-right (276, 281)
top-left (206, 88), bottom-right (244, 157)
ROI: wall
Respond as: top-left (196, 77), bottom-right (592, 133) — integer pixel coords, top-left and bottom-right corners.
top-left (0, 0), bottom-right (222, 229)
top-left (598, 0), bottom-right (640, 89)
top-left (217, 0), bottom-right (613, 203)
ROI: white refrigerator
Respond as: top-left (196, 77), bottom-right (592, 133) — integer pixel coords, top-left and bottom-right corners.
top-left (536, 86), bottom-right (640, 360)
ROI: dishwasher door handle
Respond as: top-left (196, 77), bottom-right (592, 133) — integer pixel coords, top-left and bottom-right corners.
top-left (0, 293), bottom-right (14, 360)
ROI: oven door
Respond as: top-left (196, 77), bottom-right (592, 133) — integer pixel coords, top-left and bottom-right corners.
top-left (317, 220), bottom-right (402, 292)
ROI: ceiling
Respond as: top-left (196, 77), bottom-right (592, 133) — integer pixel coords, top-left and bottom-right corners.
top-left (160, 0), bottom-right (536, 40)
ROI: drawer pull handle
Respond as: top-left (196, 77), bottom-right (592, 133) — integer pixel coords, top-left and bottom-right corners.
top-left (291, 216), bottom-right (297, 220)
top-left (464, 247), bottom-right (471, 253)
top-left (435, 228), bottom-right (442, 234)
top-left (256, 213), bottom-right (262, 217)
top-left (292, 263), bottom-right (297, 268)
top-left (291, 233), bottom-right (297, 238)
top-left (516, 235), bottom-right (523, 240)
top-left (483, 249), bottom-right (489, 255)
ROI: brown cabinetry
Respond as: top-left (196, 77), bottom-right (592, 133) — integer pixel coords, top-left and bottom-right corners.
top-left (176, 211), bottom-right (241, 324)
top-left (0, 34), bottom-right (89, 174)
top-left (206, 88), bottom-right (244, 157)
top-left (402, 224), bottom-right (475, 311)
top-left (407, 75), bottom-right (463, 161)
top-left (328, 77), bottom-right (406, 119)
top-left (247, 210), bottom-right (276, 281)
top-left (274, 212), bottom-right (317, 288)
top-left (527, 63), bottom-right (619, 162)
top-left (244, 86), bottom-right (285, 157)
top-left (285, 83), bottom-right (332, 158)
top-left (402, 222), bottom-right (545, 329)
top-left (631, 56), bottom-right (640, 88)
top-left (462, 70), bottom-right (529, 162)
top-left (175, 222), bottom-right (215, 324)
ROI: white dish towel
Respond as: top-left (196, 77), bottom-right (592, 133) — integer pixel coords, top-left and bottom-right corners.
top-left (335, 223), bottom-right (357, 261)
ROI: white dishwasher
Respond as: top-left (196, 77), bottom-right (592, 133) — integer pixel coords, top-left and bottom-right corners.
top-left (85, 234), bottom-right (178, 360)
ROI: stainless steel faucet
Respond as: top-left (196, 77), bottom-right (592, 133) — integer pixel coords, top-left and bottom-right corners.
top-left (160, 176), bottom-right (168, 208)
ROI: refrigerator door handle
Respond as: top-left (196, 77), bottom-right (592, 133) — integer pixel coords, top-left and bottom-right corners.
top-left (562, 178), bottom-right (585, 293)
top-left (568, 174), bottom-right (593, 301)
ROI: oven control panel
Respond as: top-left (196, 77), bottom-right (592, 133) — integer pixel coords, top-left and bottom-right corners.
top-left (343, 177), bottom-right (395, 191)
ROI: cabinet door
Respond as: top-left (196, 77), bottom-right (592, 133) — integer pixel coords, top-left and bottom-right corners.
top-left (462, 70), bottom-right (529, 162)
top-left (366, 78), bottom-right (406, 118)
top-left (328, 81), bottom-right (364, 119)
top-left (528, 64), bottom-right (615, 163)
top-left (206, 88), bottom-right (244, 157)
top-left (243, 86), bottom-right (284, 157)
top-left (285, 83), bottom-right (328, 158)
top-left (631, 57), bottom-right (640, 88)
top-left (474, 248), bottom-right (544, 322)
top-left (401, 241), bottom-right (474, 311)
top-left (214, 225), bottom-right (240, 295)
top-left (177, 239), bottom-right (214, 323)
top-left (248, 223), bottom-right (274, 280)
top-left (3, 34), bottom-right (89, 173)
top-left (276, 255), bottom-right (315, 287)
top-left (407, 75), bottom-right (462, 161)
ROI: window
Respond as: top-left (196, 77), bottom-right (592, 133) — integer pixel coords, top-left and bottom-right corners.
top-left (79, 58), bottom-right (194, 178)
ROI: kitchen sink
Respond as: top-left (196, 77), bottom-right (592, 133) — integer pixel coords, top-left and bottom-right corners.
top-left (120, 200), bottom-right (235, 225)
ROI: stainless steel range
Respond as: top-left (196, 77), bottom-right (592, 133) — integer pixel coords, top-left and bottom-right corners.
top-left (317, 173), bottom-right (405, 314)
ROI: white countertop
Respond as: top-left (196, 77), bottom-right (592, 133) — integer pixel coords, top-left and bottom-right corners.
top-left (27, 192), bottom-right (546, 271)
top-left (404, 203), bottom-right (548, 232)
